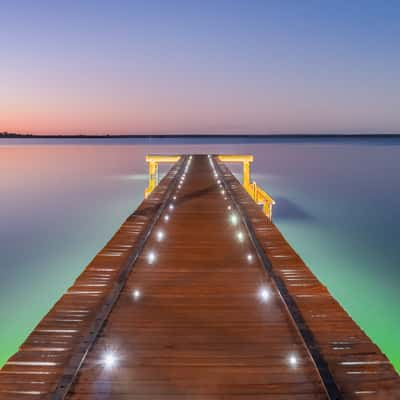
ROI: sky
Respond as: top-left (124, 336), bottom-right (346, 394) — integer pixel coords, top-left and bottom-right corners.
top-left (1, 0), bottom-right (400, 135)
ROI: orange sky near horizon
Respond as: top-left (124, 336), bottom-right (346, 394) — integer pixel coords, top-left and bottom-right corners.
top-left (2, 1), bottom-right (400, 135)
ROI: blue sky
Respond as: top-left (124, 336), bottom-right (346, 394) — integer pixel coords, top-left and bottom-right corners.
top-left (1, 0), bottom-right (400, 134)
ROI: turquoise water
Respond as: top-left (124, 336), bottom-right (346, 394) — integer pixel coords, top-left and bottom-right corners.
top-left (0, 137), bottom-right (399, 372)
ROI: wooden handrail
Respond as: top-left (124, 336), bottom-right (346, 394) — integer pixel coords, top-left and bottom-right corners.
top-left (247, 181), bottom-right (275, 220)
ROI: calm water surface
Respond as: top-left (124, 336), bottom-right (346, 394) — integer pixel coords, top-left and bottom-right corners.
top-left (0, 137), bottom-right (399, 371)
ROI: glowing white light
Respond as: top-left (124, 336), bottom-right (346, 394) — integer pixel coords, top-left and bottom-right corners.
top-left (178, 184), bottom-right (182, 189)
top-left (230, 213), bottom-right (238, 225)
top-left (217, 180), bottom-right (221, 184)
top-left (190, 156), bottom-right (193, 160)
top-left (227, 205), bottom-right (232, 210)
top-left (133, 289), bottom-right (141, 300)
top-left (259, 288), bottom-right (270, 302)
top-left (237, 231), bottom-right (244, 242)
top-left (102, 351), bottom-right (117, 369)
top-left (147, 251), bottom-right (156, 264)
top-left (247, 254), bottom-right (253, 262)
top-left (156, 230), bottom-right (164, 241)
top-left (169, 204), bottom-right (174, 210)
top-left (288, 354), bottom-right (298, 367)
top-left (173, 196), bottom-right (177, 200)
top-left (208, 154), bottom-right (211, 158)
top-left (221, 190), bottom-right (225, 195)
top-left (164, 214), bottom-right (170, 221)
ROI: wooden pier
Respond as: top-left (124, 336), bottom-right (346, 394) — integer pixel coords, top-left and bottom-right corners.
top-left (1, 155), bottom-right (399, 399)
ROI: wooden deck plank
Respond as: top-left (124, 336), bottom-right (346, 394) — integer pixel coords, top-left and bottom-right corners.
top-left (63, 155), bottom-right (325, 399)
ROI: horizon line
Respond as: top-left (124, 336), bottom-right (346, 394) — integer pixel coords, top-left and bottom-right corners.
top-left (1, 132), bottom-right (400, 139)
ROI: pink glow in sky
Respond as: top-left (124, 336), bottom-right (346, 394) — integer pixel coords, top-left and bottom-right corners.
top-left (1, 1), bottom-right (400, 135)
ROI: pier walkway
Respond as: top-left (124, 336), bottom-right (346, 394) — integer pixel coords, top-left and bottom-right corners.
top-left (1, 155), bottom-right (399, 399)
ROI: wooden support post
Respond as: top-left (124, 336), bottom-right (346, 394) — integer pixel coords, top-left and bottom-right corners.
top-left (243, 160), bottom-right (251, 191)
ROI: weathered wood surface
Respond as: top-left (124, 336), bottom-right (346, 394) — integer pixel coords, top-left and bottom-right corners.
top-left (217, 158), bottom-right (400, 399)
top-left (0, 154), bottom-right (399, 399)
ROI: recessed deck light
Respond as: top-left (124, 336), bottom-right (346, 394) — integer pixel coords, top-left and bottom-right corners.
top-left (288, 354), bottom-right (298, 367)
top-left (147, 252), bottom-right (156, 264)
top-left (259, 288), bottom-right (270, 302)
top-left (102, 351), bottom-right (117, 369)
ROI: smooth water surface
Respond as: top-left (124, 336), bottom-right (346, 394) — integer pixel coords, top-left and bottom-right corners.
top-left (0, 137), bottom-right (399, 371)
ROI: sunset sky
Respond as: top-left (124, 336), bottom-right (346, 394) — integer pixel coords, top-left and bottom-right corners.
top-left (1, 0), bottom-right (400, 135)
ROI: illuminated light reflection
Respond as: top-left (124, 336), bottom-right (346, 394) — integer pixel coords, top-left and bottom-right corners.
top-left (156, 230), bottom-right (164, 241)
top-left (173, 196), bottom-right (177, 200)
top-left (230, 213), bottom-right (238, 225)
top-left (288, 354), bottom-right (298, 367)
top-left (164, 214), bottom-right (170, 221)
top-left (237, 231), bottom-right (244, 242)
top-left (169, 204), bottom-right (174, 210)
top-left (147, 252), bottom-right (156, 264)
top-left (259, 288), bottom-right (270, 302)
top-left (227, 205), bottom-right (232, 210)
top-left (133, 289), bottom-right (141, 300)
top-left (102, 351), bottom-right (118, 369)
top-left (247, 253), bottom-right (253, 262)
top-left (221, 190), bottom-right (225, 195)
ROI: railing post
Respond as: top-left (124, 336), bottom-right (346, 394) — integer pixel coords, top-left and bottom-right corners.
top-left (145, 160), bottom-right (158, 198)
top-left (243, 160), bottom-right (251, 191)
top-left (263, 201), bottom-right (271, 220)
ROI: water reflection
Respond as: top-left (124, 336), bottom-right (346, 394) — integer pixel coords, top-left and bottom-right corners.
top-left (274, 197), bottom-right (316, 221)
top-left (0, 137), bottom-right (399, 372)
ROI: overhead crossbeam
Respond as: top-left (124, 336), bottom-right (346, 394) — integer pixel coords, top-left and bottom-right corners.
top-left (217, 155), bottom-right (253, 189)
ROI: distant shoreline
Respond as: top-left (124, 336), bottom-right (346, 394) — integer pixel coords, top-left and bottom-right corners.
top-left (1, 133), bottom-right (400, 139)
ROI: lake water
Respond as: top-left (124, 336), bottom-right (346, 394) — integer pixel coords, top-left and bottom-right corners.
top-left (0, 136), bottom-right (399, 372)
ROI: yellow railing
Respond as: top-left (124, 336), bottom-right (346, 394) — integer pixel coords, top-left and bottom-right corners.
top-left (144, 155), bottom-right (181, 198)
top-left (218, 155), bottom-right (253, 189)
top-left (247, 182), bottom-right (275, 220)
top-left (218, 154), bottom-right (275, 220)
top-left (144, 154), bottom-right (275, 220)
